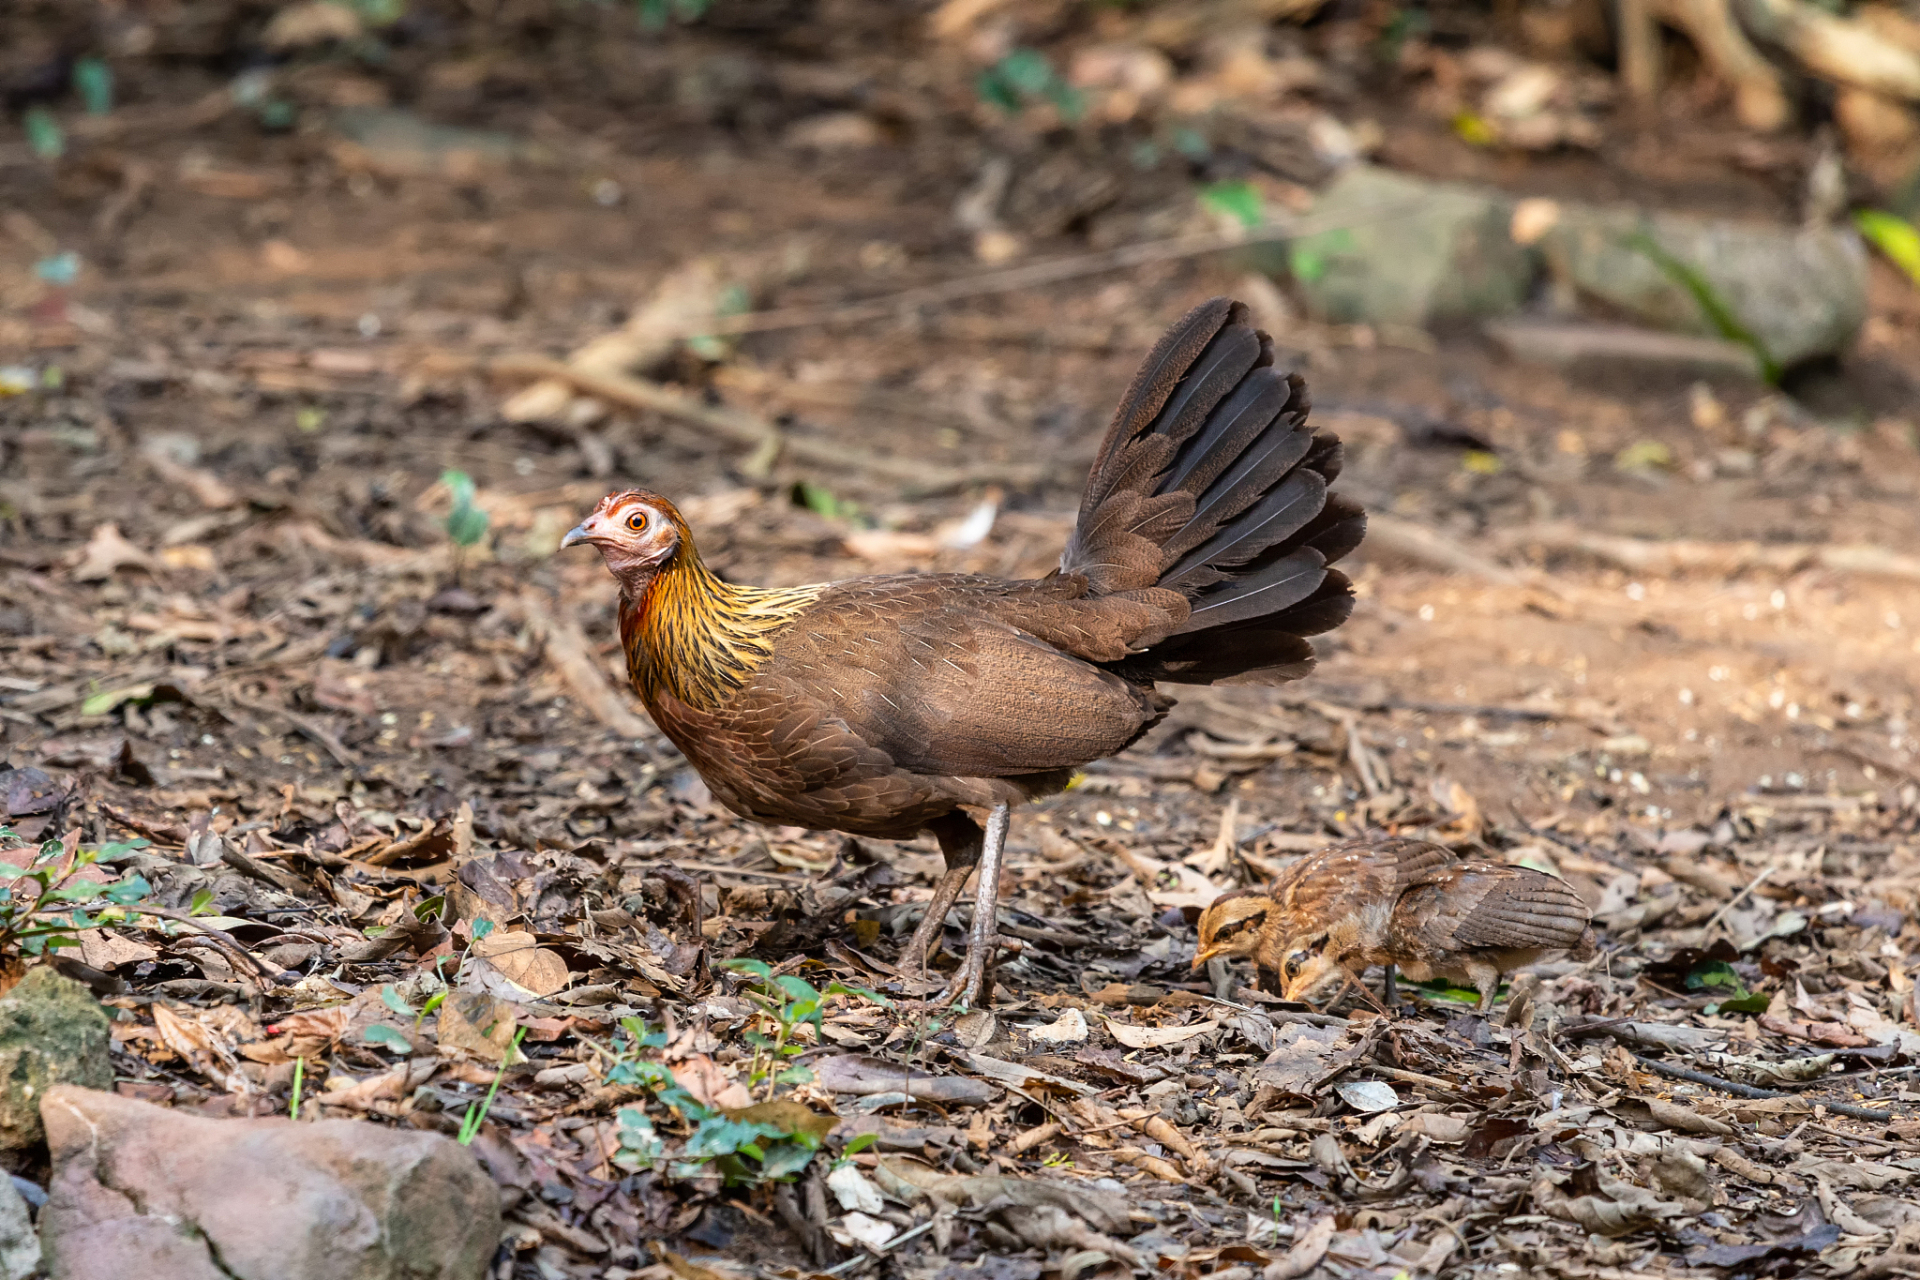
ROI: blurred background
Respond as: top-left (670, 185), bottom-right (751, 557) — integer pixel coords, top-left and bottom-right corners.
top-left (3, 4), bottom-right (1920, 1273)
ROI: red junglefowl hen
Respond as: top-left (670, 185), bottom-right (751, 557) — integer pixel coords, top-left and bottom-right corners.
top-left (564, 297), bottom-right (1365, 1005)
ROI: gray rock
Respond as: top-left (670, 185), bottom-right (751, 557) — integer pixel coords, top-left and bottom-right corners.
top-left (1289, 165), bottom-right (1536, 327)
top-left (0, 1174), bottom-right (40, 1280)
top-left (0, 968), bottom-right (112, 1153)
top-left (1539, 206), bottom-right (1868, 368)
top-left (39, 1086), bottom-right (500, 1280)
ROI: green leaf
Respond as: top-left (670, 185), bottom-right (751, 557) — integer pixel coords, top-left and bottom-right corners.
top-left (471, 918), bottom-right (496, 940)
top-left (1856, 209), bottom-right (1920, 287)
top-left (1613, 439), bottom-right (1673, 472)
top-left (684, 1116), bottom-right (784, 1160)
top-left (72, 58), bottom-right (113, 115)
top-left (841, 1132), bottom-right (878, 1157)
top-left (380, 985), bottom-right (416, 1018)
top-left (1719, 991), bottom-right (1770, 1014)
top-left (101, 875), bottom-right (152, 905)
top-left (1452, 110), bottom-right (1496, 147)
top-left (441, 470), bottom-right (490, 548)
top-left (756, 1141), bottom-right (819, 1180)
top-left (94, 840), bottom-right (149, 863)
top-left (1199, 180), bottom-right (1264, 230)
top-left (189, 887), bottom-right (216, 916)
top-left (24, 107), bottom-right (63, 160)
top-left (722, 958), bottom-right (775, 981)
top-left (774, 974), bottom-right (822, 1006)
top-left (824, 982), bottom-right (894, 1009)
top-left (364, 1024), bottom-right (413, 1053)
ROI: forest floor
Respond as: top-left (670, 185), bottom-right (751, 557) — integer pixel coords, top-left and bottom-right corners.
top-left (4, 2), bottom-right (1920, 1277)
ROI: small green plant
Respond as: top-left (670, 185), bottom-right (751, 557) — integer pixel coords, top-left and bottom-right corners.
top-left (1621, 231), bottom-right (1781, 384)
top-left (1856, 209), bottom-right (1920, 287)
top-left (72, 59), bottom-right (113, 116)
top-left (792, 481), bottom-right (863, 525)
top-left (375, 981), bottom-right (446, 1038)
top-left (1686, 958), bottom-right (1768, 1014)
top-left (441, 470), bottom-right (490, 548)
top-left (636, 0), bottom-right (711, 29)
top-left (290, 1056), bottom-right (305, 1118)
top-left (1198, 180), bottom-right (1264, 231)
top-left (0, 828), bottom-right (153, 956)
top-left (1288, 228), bottom-right (1355, 285)
top-left (604, 1017), bottom-right (835, 1185)
top-left (720, 958), bottom-right (890, 1095)
top-left (23, 108), bottom-right (63, 160)
top-left (976, 49), bottom-right (1084, 122)
top-left (457, 1026), bottom-right (526, 1145)
top-left (1042, 1151), bottom-right (1075, 1169)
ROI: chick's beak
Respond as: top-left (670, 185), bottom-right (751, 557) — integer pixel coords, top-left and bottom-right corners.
top-left (1190, 945), bottom-right (1220, 971)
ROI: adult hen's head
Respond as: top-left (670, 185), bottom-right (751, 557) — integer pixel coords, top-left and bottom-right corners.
top-left (562, 490), bottom-right (695, 589)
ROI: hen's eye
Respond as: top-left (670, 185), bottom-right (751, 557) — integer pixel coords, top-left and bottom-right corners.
top-left (1283, 950), bottom-right (1310, 978)
top-left (626, 512), bottom-right (648, 532)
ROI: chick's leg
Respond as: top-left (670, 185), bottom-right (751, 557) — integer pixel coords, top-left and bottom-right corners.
top-left (940, 802), bottom-right (1010, 1009)
top-left (1383, 964), bottom-right (1398, 1006)
top-left (901, 811), bottom-right (983, 977)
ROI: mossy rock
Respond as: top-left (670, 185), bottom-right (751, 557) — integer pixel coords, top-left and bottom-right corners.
top-left (0, 968), bottom-right (112, 1152)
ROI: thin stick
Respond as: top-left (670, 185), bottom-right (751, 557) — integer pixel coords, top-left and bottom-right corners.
top-left (1633, 1053), bottom-right (1894, 1122)
top-left (1701, 866), bottom-right (1774, 937)
top-left (662, 201), bottom-right (1431, 343)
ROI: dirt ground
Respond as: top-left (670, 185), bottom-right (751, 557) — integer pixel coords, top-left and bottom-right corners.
top-left (5, 2), bottom-right (1920, 1277)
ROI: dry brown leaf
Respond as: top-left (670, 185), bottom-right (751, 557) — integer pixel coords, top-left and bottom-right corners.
top-left (150, 1001), bottom-right (248, 1093)
top-left (1103, 1017), bottom-right (1218, 1049)
top-left (437, 991), bottom-right (520, 1064)
top-left (1267, 1214), bottom-right (1336, 1280)
top-left (1532, 1168), bottom-right (1685, 1236)
top-left (671, 1054), bottom-right (754, 1111)
top-left (70, 523), bottom-right (157, 582)
top-left (470, 930), bottom-right (572, 998)
top-left (77, 929), bottom-right (159, 971)
top-left (1644, 1097), bottom-right (1736, 1135)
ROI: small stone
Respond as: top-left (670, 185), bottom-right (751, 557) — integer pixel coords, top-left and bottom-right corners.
top-left (0, 968), bottom-right (113, 1154)
top-left (0, 1175), bottom-right (40, 1280)
top-left (1289, 165), bottom-right (1536, 328)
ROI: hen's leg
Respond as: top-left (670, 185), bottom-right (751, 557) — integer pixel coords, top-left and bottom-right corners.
top-left (1383, 963), bottom-right (1398, 1006)
top-left (900, 811), bottom-right (983, 976)
top-left (940, 802), bottom-right (1010, 1009)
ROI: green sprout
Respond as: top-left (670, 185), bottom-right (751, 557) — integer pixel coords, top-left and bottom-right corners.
top-left (441, 470), bottom-right (490, 548)
top-left (457, 1026), bottom-right (526, 1145)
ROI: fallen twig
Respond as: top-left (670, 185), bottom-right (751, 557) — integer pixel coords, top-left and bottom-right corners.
top-left (519, 593), bottom-right (653, 740)
top-left (1633, 1053), bottom-right (1894, 1122)
top-left (1364, 513), bottom-right (1529, 585)
top-left (489, 354), bottom-right (1048, 493)
top-left (1501, 523), bottom-right (1920, 582)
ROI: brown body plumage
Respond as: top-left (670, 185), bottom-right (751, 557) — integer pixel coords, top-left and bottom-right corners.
top-left (568, 298), bottom-right (1365, 1004)
top-left (1195, 838), bottom-right (1594, 1011)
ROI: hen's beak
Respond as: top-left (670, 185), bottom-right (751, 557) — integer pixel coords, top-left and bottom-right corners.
top-left (560, 521), bottom-right (596, 549)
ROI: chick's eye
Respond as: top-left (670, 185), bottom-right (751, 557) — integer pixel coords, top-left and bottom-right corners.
top-left (626, 512), bottom-right (648, 532)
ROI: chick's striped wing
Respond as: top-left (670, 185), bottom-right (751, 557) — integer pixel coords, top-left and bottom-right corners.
top-left (1390, 864), bottom-right (1591, 953)
top-left (1271, 837), bottom-right (1458, 936)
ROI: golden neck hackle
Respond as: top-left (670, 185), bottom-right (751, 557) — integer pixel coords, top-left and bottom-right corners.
top-left (617, 538), bottom-right (821, 711)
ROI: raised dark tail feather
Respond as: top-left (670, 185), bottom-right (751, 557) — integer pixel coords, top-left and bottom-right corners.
top-left (1062, 297), bottom-right (1364, 685)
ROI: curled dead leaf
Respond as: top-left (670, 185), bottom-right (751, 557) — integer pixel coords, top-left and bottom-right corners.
top-left (1533, 1166), bottom-right (1685, 1236)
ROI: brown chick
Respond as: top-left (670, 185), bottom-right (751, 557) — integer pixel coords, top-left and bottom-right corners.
top-left (1381, 863), bottom-right (1596, 1011)
top-left (1193, 837), bottom-right (1458, 1003)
